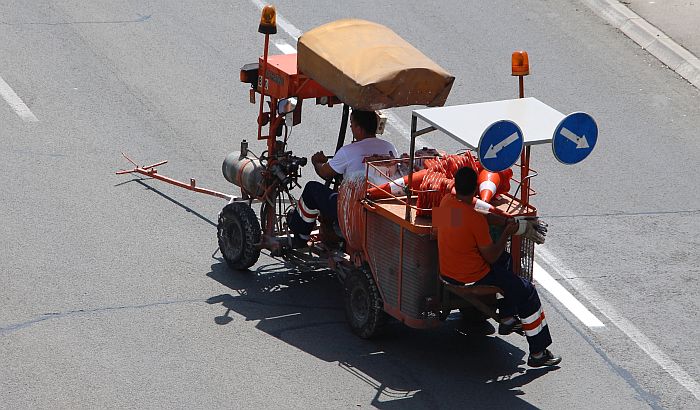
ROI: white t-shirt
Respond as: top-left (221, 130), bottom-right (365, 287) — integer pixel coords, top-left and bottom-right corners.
top-left (328, 137), bottom-right (398, 182)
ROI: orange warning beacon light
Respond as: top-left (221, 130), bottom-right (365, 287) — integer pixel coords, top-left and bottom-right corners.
top-left (258, 5), bottom-right (277, 34)
top-left (512, 50), bottom-right (529, 76)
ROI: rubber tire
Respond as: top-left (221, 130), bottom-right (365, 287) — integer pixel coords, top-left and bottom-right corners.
top-left (217, 202), bottom-right (261, 270)
top-left (344, 269), bottom-right (387, 339)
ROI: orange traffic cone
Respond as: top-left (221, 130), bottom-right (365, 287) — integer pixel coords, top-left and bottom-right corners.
top-left (478, 170), bottom-right (500, 202)
top-left (477, 168), bottom-right (514, 202)
top-left (367, 169), bottom-right (428, 199)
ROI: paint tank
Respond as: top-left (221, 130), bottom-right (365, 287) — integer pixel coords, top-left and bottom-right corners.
top-left (222, 151), bottom-right (265, 197)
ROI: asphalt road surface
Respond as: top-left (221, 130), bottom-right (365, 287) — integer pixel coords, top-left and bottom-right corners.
top-left (1, 1), bottom-right (699, 409)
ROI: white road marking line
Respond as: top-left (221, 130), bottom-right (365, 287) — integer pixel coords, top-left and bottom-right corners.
top-left (533, 262), bottom-right (605, 327)
top-left (538, 247), bottom-right (700, 401)
top-left (0, 76), bottom-right (38, 122)
top-left (249, 2), bottom-right (700, 400)
top-left (273, 39), bottom-right (296, 55)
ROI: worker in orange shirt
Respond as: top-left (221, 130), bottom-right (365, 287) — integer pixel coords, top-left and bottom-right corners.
top-left (437, 166), bottom-right (561, 368)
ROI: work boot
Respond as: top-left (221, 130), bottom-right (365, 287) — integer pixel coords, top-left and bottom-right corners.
top-left (527, 349), bottom-right (562, 367)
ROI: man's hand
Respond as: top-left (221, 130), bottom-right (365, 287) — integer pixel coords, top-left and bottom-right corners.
top-left (503, 218), bottom-right (518, 237)
top-left (311, 151), bottom-right (337, 180)
top-left (311, 151), bottom-right (328, 165)
top-left (513, 216), bottom-right (548, 245)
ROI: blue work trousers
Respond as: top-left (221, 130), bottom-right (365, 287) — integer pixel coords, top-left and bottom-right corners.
top-left (475, 252), bottom-right (552, 354)
top-left (288, 181), bottom-right (338, 237)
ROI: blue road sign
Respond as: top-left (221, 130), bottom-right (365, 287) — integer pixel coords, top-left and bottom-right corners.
top-left (552, 112), bottom-right (598, 165)
top-left (478, 120), bottom-right (524, 172)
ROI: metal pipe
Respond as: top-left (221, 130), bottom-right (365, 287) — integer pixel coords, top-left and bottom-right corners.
top-left (413, 126), bottom-right (436, 138)
top-left (118, 167), bottom-right (233, 201)
top-left (513, 74), bottom-right (528, 274)
top-left (327, 104), bottom-right (350, 188)
top-left (257, 33), bottom-right (270, 141)
top-left (336, 104), bottom-right (350, 152)
top-left (405, 115), bottom-right (418, 221)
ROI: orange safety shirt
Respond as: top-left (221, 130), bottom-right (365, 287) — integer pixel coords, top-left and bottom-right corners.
top-left (436, 194), bottom-right (492, 283)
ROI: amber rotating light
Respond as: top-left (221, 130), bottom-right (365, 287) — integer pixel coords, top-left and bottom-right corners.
top-left (258, 5), bottom-right (277, 34)
top-left (511, 51), bottom-right (529, 76)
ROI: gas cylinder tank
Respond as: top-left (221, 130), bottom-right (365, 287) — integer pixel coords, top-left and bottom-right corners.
top-left (222, 151), bottom-right (265, 197)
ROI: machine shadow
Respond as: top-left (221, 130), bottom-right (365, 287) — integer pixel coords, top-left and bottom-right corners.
top-left (206, 260), bottom-right (554, 409)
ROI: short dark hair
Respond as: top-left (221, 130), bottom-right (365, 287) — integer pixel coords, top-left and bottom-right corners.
top-left (350, 110), bottom-right (377, 134)
top-left (454, 166), bottom-right (478, 196)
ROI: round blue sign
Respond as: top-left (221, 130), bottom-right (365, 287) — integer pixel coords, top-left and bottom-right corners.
top-left (552, 112), bottom-right (598, 165)
top-left (478, 120), bottom-right (524, 172)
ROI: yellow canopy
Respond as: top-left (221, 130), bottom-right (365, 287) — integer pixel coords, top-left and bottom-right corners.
top-left (297, 19), bottom-right (454, 110)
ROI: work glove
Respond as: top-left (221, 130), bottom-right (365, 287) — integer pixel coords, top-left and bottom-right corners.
top-left (513, 216), bottom-right (548, 245)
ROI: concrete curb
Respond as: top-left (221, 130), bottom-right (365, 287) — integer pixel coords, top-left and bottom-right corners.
top-left (581, 0), bottom-right (700, 89)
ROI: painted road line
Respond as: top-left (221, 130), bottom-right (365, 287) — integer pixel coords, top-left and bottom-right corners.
top-left (0, 76), bottom-right (38, 122)
top-left (533, 262), bottom-right (605, 327)
top-left (538, 247), bottom-right (700, 401)
top-left (274, 40), bottom-right (296, 55)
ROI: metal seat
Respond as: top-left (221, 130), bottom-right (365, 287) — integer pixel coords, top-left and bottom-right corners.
top-left (439, 275), bottom-right (501, 320)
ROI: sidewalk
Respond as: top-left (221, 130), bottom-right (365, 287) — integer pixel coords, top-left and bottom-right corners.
top-left (582, 0), bottom-right (700, 89)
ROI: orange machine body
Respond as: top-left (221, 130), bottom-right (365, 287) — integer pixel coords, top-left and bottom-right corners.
top-left (257, 54), bottom-right (335, 100)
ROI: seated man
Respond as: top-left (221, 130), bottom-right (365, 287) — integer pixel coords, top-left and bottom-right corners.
top-left (436, 166), bottom-right (561, 368)
top-left (287, 109), bottom-right (397, 245)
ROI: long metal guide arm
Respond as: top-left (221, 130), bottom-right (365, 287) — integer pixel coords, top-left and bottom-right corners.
top-left (116, 152), bottom-right (234, 201)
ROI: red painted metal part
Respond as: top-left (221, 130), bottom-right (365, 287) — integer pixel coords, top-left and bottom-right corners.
top-left (512, 73), bottom-right (532, 274)
top-left (257, 54), bottom-right (334, 100)
top-left (116, 153), bottom-right (233, 201)
top-left (257, 33), bottom-right (271, 141)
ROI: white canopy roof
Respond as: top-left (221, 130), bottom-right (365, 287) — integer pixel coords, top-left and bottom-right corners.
top-left (412, 97), bottom-right (565, 149)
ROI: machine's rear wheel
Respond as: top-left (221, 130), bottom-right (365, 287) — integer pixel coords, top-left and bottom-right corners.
top-left (217, 202), bottom-right (261, 270)
top-left (344, 268), bottom-right (387, 338)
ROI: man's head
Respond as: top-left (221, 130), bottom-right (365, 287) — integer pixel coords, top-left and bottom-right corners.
top-left (454, 166), bottom-right (478, 197)
top-left (350, 110), bottom-right (377, 141)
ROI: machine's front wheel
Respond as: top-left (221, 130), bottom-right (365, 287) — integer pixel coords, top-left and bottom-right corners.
top-left (217, 202), bottom-right (261, 270)
top-left (344, 268), bottom-right (387, 339)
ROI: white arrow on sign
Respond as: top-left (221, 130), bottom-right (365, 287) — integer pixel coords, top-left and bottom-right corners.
top-left (484, 132), bottom-right (520, 159)
top-left (560, 127), bottom-right (590, 149)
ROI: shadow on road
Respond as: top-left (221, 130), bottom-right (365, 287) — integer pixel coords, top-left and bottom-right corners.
top-left (205, 260), bottom-right (556, 409)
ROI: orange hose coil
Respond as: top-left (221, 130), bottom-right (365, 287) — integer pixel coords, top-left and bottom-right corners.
top-left (415, 152), bottom-right (513, 216)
